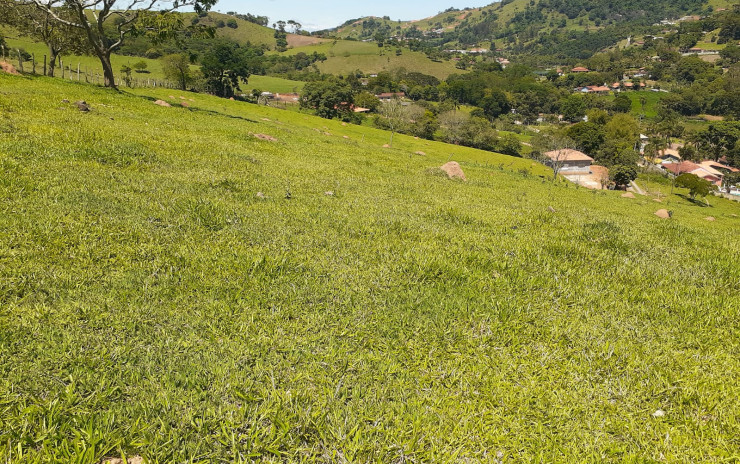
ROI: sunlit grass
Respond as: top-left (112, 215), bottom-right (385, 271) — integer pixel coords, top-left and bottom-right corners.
top-left (1, 73), bottom-right (739, 463)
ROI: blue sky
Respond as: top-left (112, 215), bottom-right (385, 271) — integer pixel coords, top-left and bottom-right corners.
top-left (210, 1), bottom-right (494, 31)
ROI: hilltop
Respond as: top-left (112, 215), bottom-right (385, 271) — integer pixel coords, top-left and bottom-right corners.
top-left (1, 71), bottom-right (739, 462)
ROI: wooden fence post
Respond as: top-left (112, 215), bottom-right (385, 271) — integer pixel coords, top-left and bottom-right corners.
top-left (60, 58), bottom-right (64, 78)
top-left (43, 55), bottom-right (47, 76)
top-left (32, 54), bottom-right (36, 74)
top-left (17, 50), bottom-right (24, 73)
top-left (77, 63), bottom-right (80, 81)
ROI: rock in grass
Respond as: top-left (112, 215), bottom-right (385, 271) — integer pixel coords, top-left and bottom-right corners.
top-left (547, 206), bottom-right (557, 213)
top-left (254, 133), bottom-right (277, 142)
top-left (256, 192), bottom-right (266, 199)
top-left (440, 161), bottom-right (466, 181)
top-left (104, 457), bottom-right (143, 464)
top-left (75, 101), bottom-right (91, 112)
top-left (325, 191), bottom-right (334, 196)
top-left (621, 192), bottom-right (635, 199)
top-left (154, 100), bottom-right (171, 107)
top-left (655, 209), bottom-right (671, 219)
top-left (652, 409), bottom-right (666, 418)
top-left (705, 216), bottom-right (716, 222)
top-left (181, 101), bottom-right (190, 108)
top-left (415, 151), bottom-right (427, 156)
top-left (343, 136), bottom-right (350, 140)
top-left (0, 61), bottom-right (19, 75)
top-left (382, 144), bottom-right (391, 148)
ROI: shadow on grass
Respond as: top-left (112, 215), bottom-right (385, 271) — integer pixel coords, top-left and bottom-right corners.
top-left (676, 194), bottom-right (712, 207)
top-left (129, 91), bottom-right (259, 124)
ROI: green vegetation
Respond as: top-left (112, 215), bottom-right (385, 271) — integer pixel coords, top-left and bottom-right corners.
top-left (1, 71), bottom-right (739, 463)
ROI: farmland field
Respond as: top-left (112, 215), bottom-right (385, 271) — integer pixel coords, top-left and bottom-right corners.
top-left (1, 73), bottom-right (739, 463)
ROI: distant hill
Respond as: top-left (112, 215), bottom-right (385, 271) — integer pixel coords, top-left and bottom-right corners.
top-left (322, 0), bottom-right (737, 63)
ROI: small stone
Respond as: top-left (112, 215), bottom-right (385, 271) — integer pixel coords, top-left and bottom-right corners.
top-left (181, 101), bottom-right (190, 108)
top-left (652, 409), bottom-right (666, 418)
top-left (655, 209), bottom-right (671, 219)
top-left (547, 206), bottom-right (557, 213)
top-left (61, 99), bottom-right (70, 103)
top-left (705, 217), bottom-right (716, 222)
top-left (382, 144), bottom-right (391, 148)
top-left (621, 192), bottom-right (635, 199)
top-left (325, 191), bottom-right (334, 196)
top-left (154, 100), bottom-right (171, 107)
top-left (254, 133), bottom-right (277, 142)
top-left (75, 100), bottom-right (90, 112)
top-left (256, 192), bottom-right (266, 199)
top-left (343, 135), bottom-right (350, 139)
top-left (415, 151), bottom-right (427, 156)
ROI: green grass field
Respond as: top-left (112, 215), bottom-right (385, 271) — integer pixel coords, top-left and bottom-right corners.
top-left (246, 75), bottom-right (305, 94)
top-left (277, 40), bottom-right (462, 80)
top-left (1, 72), bottom-right (739, 463)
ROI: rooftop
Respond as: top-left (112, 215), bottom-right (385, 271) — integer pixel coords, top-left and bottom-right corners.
top-left (544, 149), bottom-right (593, 162)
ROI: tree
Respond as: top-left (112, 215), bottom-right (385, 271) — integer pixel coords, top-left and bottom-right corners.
top-left (14, 0), bottom-right (217, 88)
top-left (722, 172), bottom-right (740, 194)
top-left (565, 122), bottom-right (605, 154)
top-left (378, 97), bottom-right (407, 148)
top-left (162, 53), bottom-right (192, 91)
top-left (609, 164), bottom-right (637, 188)
top-left (480, 89), bottom-right (510, 120)
top-left (560, 95), bottom-right (586, 122)
top-left (201, 42), bottom-right (259, 98)
top-left (675, 173), bottom-right (716, 200)
top-left (613, 93), bottom-right (632, 113)
top-left (354, 91), bottom-right (380, 112)
top-left (300, 80), bottom-right (354, 120)
top-left (0, 0), bottom-right (87, 77)
top-left (133, 60), bottom-right (148, 73)
top-left (693, 122), bottom-right (740, 162)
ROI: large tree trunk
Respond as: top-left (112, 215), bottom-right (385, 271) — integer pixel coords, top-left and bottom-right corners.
top-left (98, 50), bottom-right (115, 88)
top-left (48, 48), bottom-right (57, 77)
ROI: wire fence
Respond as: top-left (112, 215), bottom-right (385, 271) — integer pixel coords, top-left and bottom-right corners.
top-left (0, 45), bottom-right (179, 89)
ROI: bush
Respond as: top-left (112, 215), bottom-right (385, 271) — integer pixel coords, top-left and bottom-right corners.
top-left (226, 19), bottom-right (238, 29)
top-left (609, 164), bottom-right (637, 187)
top-left (133, 61), bottom-right (149, 73)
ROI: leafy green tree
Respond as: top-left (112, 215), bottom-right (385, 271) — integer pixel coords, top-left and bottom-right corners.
top-left (300, 80), bottom-right (354, 120)
top-left (560, 95), bottom-right (586, 122)
top-left (480, 89), bottom-right (511, 120)
top-left (613, 93), bottom-right (632, 113)
top-left (162, 53), bottom-right (192, 90)
top-left (566, 122), bottom-right (605, 154)
top-left (604, 113), bottom-right (640, 151)
top-left (694, 122), bottom-right (740, 162)
top-left (720, 43), bottom-right (740, 65)
top-left (201, 42), bottom-right (260, 98)
top-left (609, 164), bottom-right (637, 188)
top-left (675, 173), bottom-right (716, 200)
top-left (354, 91), bottom-right (380, 112)
top-left (133, 60), bottom-right (148, 73)
top-left (13, 0), bottom-right (217, 88)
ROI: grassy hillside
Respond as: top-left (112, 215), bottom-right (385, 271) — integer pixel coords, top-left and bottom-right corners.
top-left (1, 73), bottom-right (739, 463)
top-left (278, 40), bottom-right (462, 79)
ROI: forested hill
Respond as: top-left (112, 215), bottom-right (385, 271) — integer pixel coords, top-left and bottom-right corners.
top-left (321, 0), bottom-right (735, 63)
